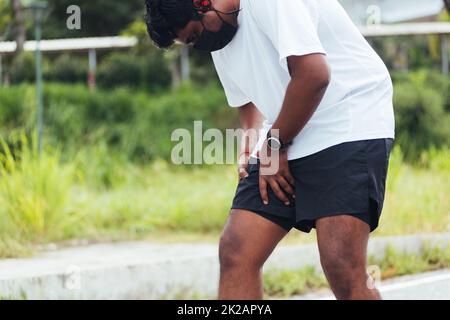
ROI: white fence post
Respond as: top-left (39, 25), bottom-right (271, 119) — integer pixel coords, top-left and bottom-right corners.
top-left (88, 48), bottom-right (97, 89)
top-left (180, 46), bottom-right (190, 83)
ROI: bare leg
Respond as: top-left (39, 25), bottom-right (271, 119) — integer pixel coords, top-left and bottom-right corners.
top-left (316, 215), bottom-right (381, 300)
top-left (218, 209), bottom-right (288, 300)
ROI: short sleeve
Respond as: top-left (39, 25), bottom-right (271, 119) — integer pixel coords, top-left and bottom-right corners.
top-left (212, 54), bottom-right (251, 108)
top-left (252, 0), bottom-right (326, 73)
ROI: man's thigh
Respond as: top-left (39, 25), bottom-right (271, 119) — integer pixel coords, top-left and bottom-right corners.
top-left (316, 214), bottom-right (370, 270)
top-left (220, 209), bottom-right (289, 266)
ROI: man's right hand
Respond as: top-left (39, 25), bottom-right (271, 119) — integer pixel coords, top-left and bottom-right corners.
top-left (238, 151), bottom-right (251, 180)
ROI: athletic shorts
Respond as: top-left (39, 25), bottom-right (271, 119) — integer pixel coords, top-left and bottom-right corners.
top-left (231, 138), bottom-right (394, 233)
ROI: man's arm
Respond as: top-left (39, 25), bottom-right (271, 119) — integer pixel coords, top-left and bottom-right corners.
top-left (258, 53), bottom-right (330, 205)
top-left (270, 54), bottom-right (330, 144)
top-left (239, 102), bottom-right (264, 139)
top-left (237, 102), bottom-right (265, 179)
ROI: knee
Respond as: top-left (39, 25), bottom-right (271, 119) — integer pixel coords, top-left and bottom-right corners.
top-left (219, 231), bottom-right (265, 271)
top-left (320, 252), bottom-right (360, 276)
top-left (218, 233), bottom-right (243, 271)
top-left (320, 254), bottom-right (366, 299)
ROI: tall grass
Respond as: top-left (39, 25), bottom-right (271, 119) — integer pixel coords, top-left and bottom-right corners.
top-left (0, 137), bottom-right (236, 256)
top-left (378, 146), bottom-right (450, 235)
top-left (0, 136), bottom-right (82, 245)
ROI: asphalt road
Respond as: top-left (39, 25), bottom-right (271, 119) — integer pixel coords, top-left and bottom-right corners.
top-left (294, 269), bottom-right (450, 300)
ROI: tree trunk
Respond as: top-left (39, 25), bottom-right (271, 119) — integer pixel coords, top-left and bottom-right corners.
top-left (11, 0), bottom-right (26, 54)
top-left (445, 0), bottom-right (450, 14)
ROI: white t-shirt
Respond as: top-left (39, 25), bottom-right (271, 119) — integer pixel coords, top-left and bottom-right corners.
top-left (212, 0), bottom-right (395, 160)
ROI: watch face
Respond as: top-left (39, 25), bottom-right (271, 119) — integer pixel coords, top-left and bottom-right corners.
top-left (268, 137), bottom-right (281, 151)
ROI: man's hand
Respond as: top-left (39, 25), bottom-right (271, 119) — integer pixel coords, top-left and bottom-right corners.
top-left (258, 142), bottom-right (295, 206)
top-left (237, 151), bottom-right (250, 179)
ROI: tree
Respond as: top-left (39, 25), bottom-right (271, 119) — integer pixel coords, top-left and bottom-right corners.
top-left (444, 0), bottom-right (450, 14)
top-left (10, 0), bottom-right (25, 53)
top-left (0, 0), bottom-right (12, 37)
top-left (41, 0), bottom-right (143, 39)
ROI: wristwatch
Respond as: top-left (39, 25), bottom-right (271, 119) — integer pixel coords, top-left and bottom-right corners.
top-left (266, 131), bottom-right (292, 151)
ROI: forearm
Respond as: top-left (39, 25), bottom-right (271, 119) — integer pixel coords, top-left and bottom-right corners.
top-left (271, 54), bottom-right (330, 145)
top-left (239, 102), bottom-right (265, 154)
top-left (271, 78), bottom-right (328, 144)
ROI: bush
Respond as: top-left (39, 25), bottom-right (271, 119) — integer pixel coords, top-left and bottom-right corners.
top-left (392, 70), bottom-right (450, 111)
top-left (5, 50), bottom-right (172, 90)
top-left (0, 85), bottom-right (35, 135)
top-left (0, 83), bottom-right (234, 162)
top-left (393, 70), bottom-right (450, 161)
top-left (97, 53), bottom-right (143, 89)
top-left (1, 69), bottom-right (448, 164)
top-left (9, 52), bottom-right (36, 84)
top-left (97, 52), bottom-right (171, 91)
top-left (426, 70), bottom-right (450, 111)
top-left (45, 54), bottom-right (88, 83)
top-left (141, 52), bottom-right (173, 91)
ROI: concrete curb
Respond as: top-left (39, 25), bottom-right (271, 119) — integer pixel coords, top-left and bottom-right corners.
top-left (0, 233), bottom-right (449, 299)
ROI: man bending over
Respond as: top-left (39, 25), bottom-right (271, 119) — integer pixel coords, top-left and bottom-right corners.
top-left (145, 0), bottom-right (395, 300)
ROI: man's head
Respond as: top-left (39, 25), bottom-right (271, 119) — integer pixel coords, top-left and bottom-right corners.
top-left (145, 0), bottom-right (240, 52)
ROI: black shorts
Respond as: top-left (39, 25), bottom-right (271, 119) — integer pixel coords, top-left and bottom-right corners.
top-left (231, 138), bottom-right (394, 233)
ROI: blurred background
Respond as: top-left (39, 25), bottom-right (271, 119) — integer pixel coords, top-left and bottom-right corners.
top-left (0, 0), bottom-right (449, 300)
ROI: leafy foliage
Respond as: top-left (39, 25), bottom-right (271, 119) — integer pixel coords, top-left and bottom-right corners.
top-left (0, 82), bottom-right (235, 162)
top-left (45, 53), bottom-right (88, 83)
top-left (392, 70), bottom-right (450, 160)
top-left (41, 0), bottom-right (144, 39)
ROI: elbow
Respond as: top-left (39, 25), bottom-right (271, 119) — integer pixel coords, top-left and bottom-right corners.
top-left (288, 54), bottom-right (331, 92)
top-left (311, 57), bottom-right (331, 92)
top-left (304, 71), bottom-right (329, 96)
top-left (292, 64), bottom-right (331, 94)
top-left (316, 65), bottom-right (331, 92)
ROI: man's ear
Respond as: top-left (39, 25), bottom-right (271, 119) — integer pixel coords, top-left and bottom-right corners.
top-left (193, 0), bottom-right (213, 13)
top-left (192, 0), bottom-right (213, 19)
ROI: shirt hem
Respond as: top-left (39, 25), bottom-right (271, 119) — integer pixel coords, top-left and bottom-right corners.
top-left (286, 131), bottom-right (395, 161)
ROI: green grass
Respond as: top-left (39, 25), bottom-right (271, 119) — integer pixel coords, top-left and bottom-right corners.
top-left (264, 266), bottom-right (327, 298)
top-left (0, 291), bottom-right (27, 300)
top-left (263, 244), bottom-right (450, 298)
top-left (369, 243), bottom-right (450, 278)
top-left (0, 139), bottom-right (449, 258)
top-left (376, 147), bottom-right (450, 236)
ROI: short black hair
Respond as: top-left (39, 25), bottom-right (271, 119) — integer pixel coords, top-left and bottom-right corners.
top-left (145, 0), bottom-right (195, 49)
